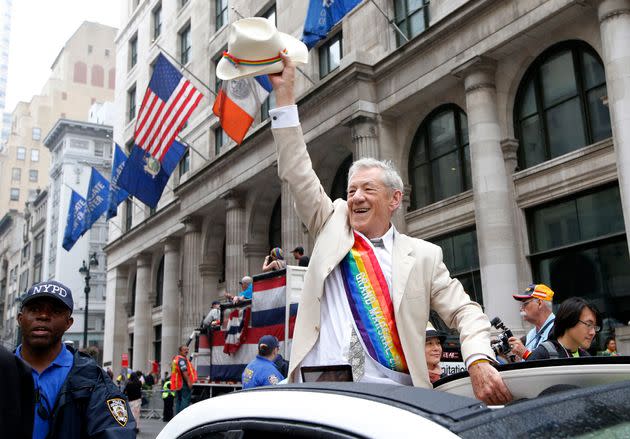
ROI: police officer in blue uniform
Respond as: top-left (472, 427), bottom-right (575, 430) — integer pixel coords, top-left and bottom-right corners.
top-left (242, 335), bottom-right (285, 389)
top-left (15, 280), bottom-right (136, 438)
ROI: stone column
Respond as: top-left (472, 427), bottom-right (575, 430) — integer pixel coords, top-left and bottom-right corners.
top-left (458, 57), bottom-right (521, 329)
top-left (351, 116), bottom-right (379, 159)
top-left (199, 262), bottom-right (222, 309)
top-left (181, 216), bottom-right (202, 337)
top-left (243, 243), bottom-right (268, 276)
top-left (161, 237), bottom-right (180, 373)
top-left (281, 181), bottom-right (308, 260)
top-left (132, 253), bottom-right (152, 372)
top-left (598, 0), bottom-right (630, 251)
top-left (103, 265), bottom-right (129, 371)
top-left (223, 191), bottom-right (246, 294)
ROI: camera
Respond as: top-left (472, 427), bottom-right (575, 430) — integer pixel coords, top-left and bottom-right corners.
top-left (490, 317), bottom-right (514, 356)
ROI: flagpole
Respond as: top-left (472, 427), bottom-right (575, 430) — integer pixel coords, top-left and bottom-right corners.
top-left (156, 44), bottom-right (217, 97)
top-left (230, 7), bottom-right (316, 85)
top-left (367, 0), bottom-right (409, 43)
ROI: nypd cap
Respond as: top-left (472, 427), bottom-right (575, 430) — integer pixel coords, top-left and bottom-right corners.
top-left (21, 280), bottom-right (74, 312)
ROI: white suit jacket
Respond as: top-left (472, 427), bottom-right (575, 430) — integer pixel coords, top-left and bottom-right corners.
top-left (273, 126), bottom-right (494, 388)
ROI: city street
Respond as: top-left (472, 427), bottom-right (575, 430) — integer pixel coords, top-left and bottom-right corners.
top-left (138, 418), bottom-right (166, 439)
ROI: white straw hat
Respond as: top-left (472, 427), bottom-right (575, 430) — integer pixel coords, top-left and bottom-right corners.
top-left (216, 17), bottom-right (308, 80)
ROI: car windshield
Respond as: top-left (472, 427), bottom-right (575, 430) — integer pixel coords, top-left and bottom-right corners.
top-left (574, 422), bottom-right (630, 438)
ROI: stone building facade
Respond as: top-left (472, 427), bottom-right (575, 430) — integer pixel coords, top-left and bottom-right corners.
top-left (104, 0), bottom-right (630, 372)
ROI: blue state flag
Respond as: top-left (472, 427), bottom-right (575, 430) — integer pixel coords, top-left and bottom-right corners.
top-left (301, 0), bottom-right (362, 49)
top-left (62, 190), bottom-right (88, 251)
top-left (117, 139), bottom-right (187, 209)
top-left (85, 168), bottom-right (111, 228)
top-left (107, 144), bottom-right (130, 219)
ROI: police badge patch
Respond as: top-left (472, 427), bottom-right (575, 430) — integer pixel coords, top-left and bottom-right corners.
top-left (106, 398), bottom-right (129, 427)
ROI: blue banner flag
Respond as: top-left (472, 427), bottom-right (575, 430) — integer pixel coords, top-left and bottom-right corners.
top-left (107, 144), bottom-right (130, 219)
top-left (85, 168), bottom-right (111, 228)
top-left (62, 190), bottom-right (88, 251)
top-left (117, 139), bottom-right (187, 209)
top-left (301, 0), bottom-right (362, 49)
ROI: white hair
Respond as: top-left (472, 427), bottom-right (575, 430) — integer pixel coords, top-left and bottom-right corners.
top-left (347, 158), bottom-right (404, 193)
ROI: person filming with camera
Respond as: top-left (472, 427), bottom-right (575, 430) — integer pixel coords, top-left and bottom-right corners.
top-left (508, 284), bottom-right (555, 361)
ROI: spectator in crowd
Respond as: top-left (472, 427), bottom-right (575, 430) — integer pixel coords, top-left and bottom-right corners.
top-left (599, 336), bottom-right (620, 356)
top-left (161, 378), bottom-right (175, 422)
top-left (425, 323), bottom-right (446, 383)
top-left (144, 370), bottom-right (155, 387)
top-left (124, 372), bottom-right (142, 433)
top-left (291, 246), bottom-right (310, 267)
top-left (273, 351), bottom-right (290, 378)
top-left (202, 300), bottom-right (222, 330)
top-left (262, 247), bottom-right (287, 272)
top-left (162, 371), bottom-right (170, 385)
top-left (242, 335), bottom-right (285, 389)
top-left (1, 344), bottom-right (34, 439)
top-left (171, 345), bottom-right (197, 414)
top-left (526, 297), bottom-right (601, 360)
top-left (226, 276), bottom-right (254, 304)
top-left (106, 367), bottom-right (114, 381)
top-left (508, 284), bottom-right (556, 361)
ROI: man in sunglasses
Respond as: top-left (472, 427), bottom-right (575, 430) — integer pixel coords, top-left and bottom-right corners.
top-left (508, 284), bottom-right (556, 361)
top-left (16, 280), bottom-right (136, 438)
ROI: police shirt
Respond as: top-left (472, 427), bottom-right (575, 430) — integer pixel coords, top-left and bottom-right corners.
top-left (242, 355), bottom-right (284, 389)
top-left (16, 344), bottom-right (74, 439)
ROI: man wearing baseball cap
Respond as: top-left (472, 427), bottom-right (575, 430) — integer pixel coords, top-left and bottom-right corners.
top-left (242, 335), bottom-right (284, 389)
top-left (508, 284), bottom-right (556, 361)
top-left (16, 280), bottom-right (136, 438)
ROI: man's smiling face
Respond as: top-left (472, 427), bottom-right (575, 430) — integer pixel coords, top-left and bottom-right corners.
top-left (347, 167), bottom-right (402, 239)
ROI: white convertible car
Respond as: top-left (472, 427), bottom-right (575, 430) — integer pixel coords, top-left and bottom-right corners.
top-left (158, 356), bottom-right (630, 439)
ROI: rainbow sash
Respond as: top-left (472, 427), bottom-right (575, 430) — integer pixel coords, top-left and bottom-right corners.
top-left (340, 232), bottom-right (408, 373)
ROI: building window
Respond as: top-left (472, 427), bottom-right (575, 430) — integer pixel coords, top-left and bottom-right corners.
top-left (91, 65), bottom-right (104, 87)
top-left (73, 62), bottom-right (87, 83)
top-left (129, 274), bottom-right (137, 317)
top-left (61, 91), bottom-right (67, 100)
top-left (10, 188), bottom-right (19, 201)
top-left (17, 146), bottom-right (26, 160)
top-left (32, 127), bottom-right (41, 140)
top-left (216, 0), bottom-right (228, 30)
top-left (394, 0), bottom-right (430, 46)
top-left (153, 3), bottom-right (162, 40)
top-left (31, 149), bottom-right (39, 162)
top-left (88, 44), bottom-right (93, 54)
top-left (179, 149), bottom-right (190, 177)
top-left (29, 169), bottom-right (38, 182)
top-left (214, 127), bottom-right (227, 155)
top-left (11, 167), bottom-right (20, 181)
top-left (514, 41), bottom-right (611, 170)
top-left (213, 49), bottom-right (226, 93)
top-left (125, 198), bottom-right (133, 232)
top-left (409, 105), bottom-right (471, 210)
top-left (268, 196), bottom-right (281, 249)
top-left (179, 24), bottom-right (191, 65)
top-left (319, 32), bottom-right (342, 79)
top-left (154, 324), bottom-right (162, 365)
top-left (527, 185), bottom-right (629, 333)
top-left (430, 228), bottom-right (483, 306)
top-left (127, 85), bottom-right (136, 122)
top-left (155, 256), bottom-right (164, 307)
top-left (181, 0), bottom-right (189, 7)
top-left (94, 143), bottom-right (104, 157)
top-left (129, 34), bottom-right (138, 69)
top-left (330, 154), bottom-right (353, 200)
top-left (105, 49), bottom-right (110, 57)
top-left (128, 332), bottom-right (134, 362)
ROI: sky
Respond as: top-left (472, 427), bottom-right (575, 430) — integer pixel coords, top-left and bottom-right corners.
top-left (5, 0), bottom-right (121, 112)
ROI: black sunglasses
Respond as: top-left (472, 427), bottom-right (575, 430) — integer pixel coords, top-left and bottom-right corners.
top-left (35, 387), bottom-right (52, 420)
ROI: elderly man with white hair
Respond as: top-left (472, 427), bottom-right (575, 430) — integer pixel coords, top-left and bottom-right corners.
top-left (266, 55), bottom-right (512, 405)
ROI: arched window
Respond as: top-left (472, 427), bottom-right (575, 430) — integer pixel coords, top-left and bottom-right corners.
top-left (268, 196), bottom-right (282, 250)
top-left (108, 68), bottom-right (116, 89)
top-left (91, 64), bottom-right (104, 87)
top-left (514, 41), bottom-right (611, 169)
top-left (155, 255), bottom-right (164, 307)
top-left (330, 154), bottom-right (352, 200)
top-left (74, 62), bottom-right (87, 83)
top-left (408, 105), bottom-right (470, 210)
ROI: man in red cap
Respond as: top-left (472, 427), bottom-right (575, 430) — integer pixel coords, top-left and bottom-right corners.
top-left (508, 284), bottom-right (555, 360)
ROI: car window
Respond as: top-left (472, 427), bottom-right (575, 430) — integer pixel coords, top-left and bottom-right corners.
top-left (179, 419), bottom-right (359, 439)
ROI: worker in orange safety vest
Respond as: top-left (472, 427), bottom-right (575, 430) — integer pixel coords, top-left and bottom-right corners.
top-left (171, 345), bottom-right (197, 414)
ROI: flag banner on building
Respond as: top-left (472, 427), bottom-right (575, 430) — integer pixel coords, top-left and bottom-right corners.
top-left (301, 0), bottom-right (362, 49)
top-left (85, 167), bottom-right (111, 228)
top-left (212, 75), bottom-right (272, 144)
top-left (223, 306), bottom-right (251, 354)
top-left (62, 190), bottom-right (88, 251)
top-left (117, 139), bottom-right (187, 208)
top-left (251, 270), bottom-right (298, 327)
top-left (118, 52), bottom-right (202, 208)
top-left (106, 144), bottom-right (130, 219)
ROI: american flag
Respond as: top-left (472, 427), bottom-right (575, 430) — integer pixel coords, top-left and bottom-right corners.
top-left (134, 53), bottom-right (203, 161)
